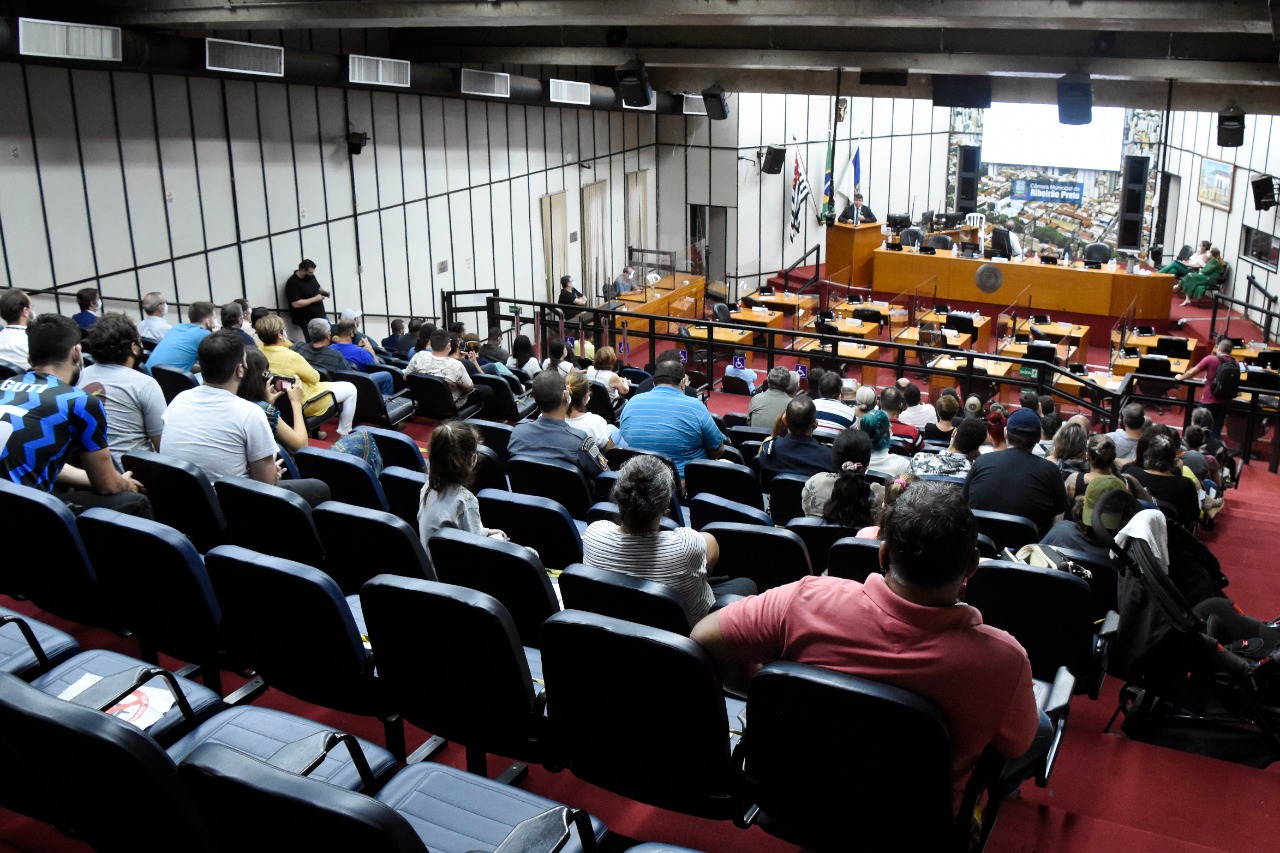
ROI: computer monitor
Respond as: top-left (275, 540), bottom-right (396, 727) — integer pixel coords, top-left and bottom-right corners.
top-left (944, 313), bottom-right (976, 336)
top-left (886, 213), bottom-right (912, 232)
top-left (989, 228), bottom-right (1014, 259)
top-left (1255, 350), bottom-right (1280, 371)
top-left (939, 211), bottom-right (966, 229)
top-left (960, 241), bottom-right (980, 257)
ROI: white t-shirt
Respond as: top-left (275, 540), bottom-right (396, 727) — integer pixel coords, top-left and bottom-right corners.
top-left (541, 358), bottom-right (573, 377)
top-left (160, 385), bottom-right (277, 481)
top-left (138, 315), bottom-right (172, 341)
top-left (899, 403), bottom-right (939, 430)
top-left (78, 363), bottom-right (167, 467)
top-left (507, 356), bottom-right (540, 375)
top-left (586, 366), bottom-right (621, 401)
top-left (0, 326), bottom-right (30, 369)
top-left (566, 411), bottom-right (612, 447)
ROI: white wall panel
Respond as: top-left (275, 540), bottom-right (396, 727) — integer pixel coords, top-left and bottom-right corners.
top-left (637, 112), bottom-right (655, 148)
top-left (257, 83), bottom-right (300, 234)
top-left (526, 171), bottom-right (549, 298)
top-left (71, 71), bottom-right (133, 276)
top-left (465, 101), bottom-right (491, 188)
top-left (687, 148), bottom-right (710, 206)
top-left (398, 95), bottom-right (425, 200)
top-left (317, 87), bottom-right (354, 219)
top-left (380, 209), bottom-right (410, 315)
top-left (402, 200), bottom-right (431, 314)
top-left (372, 92), bottom-right (404, 208)
top-left (426, 194), bottom-right (454, 310)
top-left (544, 108), bottom-right (565, 174)
top-left (137, 264), bottom-right (176, 308)
top-left (470, 188), bottom-right (495, 289)
top-left (153, 75), bottom-right (206, 258)
top-left (355, 212), bottom-right (387, 316)
top-left (657, 145), bottom-right (686, 251)
top-left (189, 78), bottom-right (237, 249)
top-left (114, 74), bottom-right (170, 269)
top-left (450, 194), bottom-right (476, 290)
top-left (710, 97), bottom-right (737, 148)
top-left (270, 233), bottom-right (304, 306)
top-left (239, 239), bottom-right (274, 314)
top-left (97, 273), bottom-right (137, 311)
top-left (206, 246), bottom-right (244, 310)
top-left (27, 66), bottom-right (95, 287)
top-left (422, 97), bottom-right (448, 198)
top-left (509, 179), bottom-right (535, 302)
top-left (172, 255), bottom-right (210, 306)
top-left (507, 106), bottom-right (530, 180)
top-left (442, 99), bottom-right (469, 193)
top-left (325, 219), bottom-right (361, 311)
top-left (224, 81), bottom-right (268, 240)
top-left (739, 94), bottom-right (762, 150)
top-left (288, 85), bottom-right (327, 232)
top-left (489, 182), bottom-right (515, 300)
top-left (0, 65), bottom-right (51, 291)
top-left (687, 116), bottom-right (710, 149)
top-left (348, 90), bottom-right (378, 212)
top-left (710, 149), bottom-right (737, 208)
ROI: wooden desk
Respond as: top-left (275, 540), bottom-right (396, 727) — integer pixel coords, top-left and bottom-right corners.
top-left (927, 357), bottom-right (1013, 402)
top-left (826, 222), bottom-right (884, 287)
top-left (829, 300), bottom-right (895, 320)
top-left (791, 338), bottom-right (881, 387)
top-left (684, 324), bottom-right (754, 366)
top-left (920, 309), bottom-right (993, 352)
top-left (612, 277), bottom-right (706, 335)
top-left (743, 291), bottom-right (818, 321)
top-left (999, 342), bottom-right (1077, 363)
top-left (1231, 343), bottom-right (1276, 364)
top-left (872, 248), bottom-right (1173, 321)
top-left (893, 326), bottom-right (973, 352)
top-left (1016, 320), bottom-right (1091, 361)
top-left (730, 309), bottom-right (786, 330)
top-left (1112, 356), bottom-right (1189, 377)
top-left (1113, 331), bottom-right (1197, 357)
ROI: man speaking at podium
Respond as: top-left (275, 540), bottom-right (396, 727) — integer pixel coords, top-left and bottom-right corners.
top-left (837, 193), bottom-right (877, 225)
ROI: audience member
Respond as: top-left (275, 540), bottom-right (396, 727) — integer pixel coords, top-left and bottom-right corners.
top-left (293, 318), bottom-right (354, 376)
top-left (692, 479), bottom-right (1045, 798)
top-left (1018, 388), bottom-right (1041, 415)
top-left (635, 350), bottom-right (696, 397)
top-left (986, 406), bottom-right (1008, 452)
top-left (583, 455), bottom-right (756, 622)
top-left (1160, 239), bottom-right (1211, 279)
top-left (72, 287), bottom-right (100, 331)
top-left (540, 339), bottom-right (573, 377)
top-left (1181, 425), bottom-right (1222, 493)
top-left (1063, 433), bottom-right (1149, 502)
top-left (852, 384), bottom-right (877, 422)
top-left (1105, 402), bottom-right (1146, 462)
top-left (923, 392), bottom-right (959, 443)
top-left (256, 314), bottom-right (359, 437)
top-left (756, 396), bottom-right (835, 486)
top-left (1175, 337), bottom-right (1236, 440)
top-left (748, 366), bottom-right (795, 428)
top-left (1040, 474), bottom-right (1137, 564)
top-left (479, 327), bottom-right (509, 364)
top-left (1179, 247), bottom-right (1223, 304)
top-left (898, 382), bottom-right (938, 430)
top-left (565, 369), bottom-right (616, 451)
top-left (878, 386), bottom-right (922, 451)
top-left (221, 301), bottom-right (256, 349)
top-left (963, 395), bottom-right (983, 419)
top-left (407, 328), bottom-right (491, 412)
top-left (964, 407), bottom-right (1070, 537)
top-left (147, 300), bottom-right (216, 372)
top-left (557, 274), bottom-right (585, 319)
top-left (586, 346), bottom-right (630, 406)
top-left (381, 318), bottom-right (407, 352)
top-left (1047, 421), bottom-right (1089, 479)
top-left (1034, 412), bottom-right (1062, 457)
top-left (723, 350), bottom-right (759, 393)
top-left (339, 308), bottom-right (378, 355)
top-left (331, 319), bottom-right (396, 396)
top-left (418, 420), bottom-right (505, 575)
top-left (1038, 395), bottom-right (1055, 417)
top-left (810, 370), bottom-right (855, 438)
top-left (0, 314), bottom-right (150, 516)
top-left (407, 321), bottom-right (435, 359)
top-left (506, 334), bottom-right (540, 375)
top-left (448, 320), bottom-right (467, 338)
top-left (507, 369), bottom-right (607, 477)
top-left (802, 427), bottom-right (882, 527)
top-left (237, 348), bottom-right (310, 459)
top-left (284, 259), bottom-right (329, 341)
top-left (860, 409), bottom-right (909, 477)
top-left (1125, 428), bottom-right (1200, 529)
top-left (78, 313), bottom-right (165, 467)
top-left (909, 417), bottom-right (987, 477)
top-left (619, 360), bottom-right (725, 478)
top-left (137, 291), bottom-right (171, 341)
top-left (855, 472), bottom-right (917, 539)
top-left (0, 289), bottom-right (32, 368)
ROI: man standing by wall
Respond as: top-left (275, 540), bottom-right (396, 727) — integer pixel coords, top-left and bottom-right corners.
top-left (285, 259), bottom-right (329, 341)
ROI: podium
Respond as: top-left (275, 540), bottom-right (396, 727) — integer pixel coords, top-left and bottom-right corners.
top-left (825, 222), bottom-right (882, 288)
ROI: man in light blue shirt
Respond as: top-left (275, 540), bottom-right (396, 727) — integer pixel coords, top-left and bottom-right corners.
top-left (619, 360), bottom-right (726, 478)
top-left (723, 350), bottom-right (758, 393)
top-left (331, 319), bottom-right (395, 396)
top-left (146, 301), bottom-right (215, 372)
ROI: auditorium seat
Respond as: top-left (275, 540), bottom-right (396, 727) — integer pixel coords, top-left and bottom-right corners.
top-left (971, 509), bottom-right (1040, 552)
top-left (785, 518), bottom-right (859, 576)
top-left (559, 564), bottom-right (694, 636)
top-left (474, 420), bottom-right (516, 460)
top-left (333, 368), bottom-right (415, 430)
top-left (121, 450), bottom-right (227, 553)
top-left (379, 465), bottom-right (426, 529)
top-left (361, 574), bottom-right (550, 778)
top-left (355, 425), bottom-right (426, 471)
top-left (279, 387), bottom-right (340, 438)
top-left (151, 364), bottom-right (199, 404)
top-left (0, 606), bottom-right (81, 679)
top-left (477, 489), bottom-right (584, 572)
top-left (827, 536), bottom-right (884, 582)
top-left (768, 473), bottom-right (809, 524)
top-left (472, 372), bottom-right (537, 422)
top-left (927, 233), bottom-right (953, 251)
top-left (685, 459), bottom-right (763, 509)
top-left (585, 501), bottom-right (680, 532)
top-left (702, 522), bottom-right (811, 592)
top-left (295, 446), bottom-right (390, 512)
top-left (475, 444), bottom-right (508, 492)
top-left (215, 477), bottom-right (326, 569)
top-left (406, 372), bottom-right (483, 420)
top-left (541, 609), bottom-right (743, 820)
top-left (688, 494), bottom-right (773, 529)
top-left (586, 380), bottom-right (620, 424)
top-left (728, 424), bottom-right (772, 449)
top-left (720, 374), bottom-right (752, 396)
top-left (313, 501), bottom-right (433, 591)
top-left (0, 358), bottom-right (23, 380)
top-left (508, 456), bottom-right (593, 519)
top-left (899, 226), bottom-right (923, 248)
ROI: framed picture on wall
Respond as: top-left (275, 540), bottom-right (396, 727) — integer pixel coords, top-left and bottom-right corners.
top-left (1198, 158), bottom-right (1233, 212)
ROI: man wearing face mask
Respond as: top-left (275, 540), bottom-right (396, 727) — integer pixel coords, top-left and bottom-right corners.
top-left (507, 369), bottom-right (607, 479)
top-left (72, 287), bottom-right (101, 332)
top-left (78, 313), bottom-right (166, 467)
top-left (0, 313), bottom-right (151, 517)
top-left (138, 292), bottom-right (172, 342)
top-left (285, 259), bottom-right (331, 342)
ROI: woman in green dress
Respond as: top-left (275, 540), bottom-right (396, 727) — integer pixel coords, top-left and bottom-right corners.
top-left (1180, 248), bottom-right (1223, 304)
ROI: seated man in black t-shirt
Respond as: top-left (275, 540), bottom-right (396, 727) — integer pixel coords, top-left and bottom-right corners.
top-left (756, 396), bottom-right (836, 487)
top-left (963, 407), bottom-right (1070, 537)
top-left (557, 275), bottom-right (586, 319)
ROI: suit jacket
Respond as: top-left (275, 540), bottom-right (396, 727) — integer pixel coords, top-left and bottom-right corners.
top-left (838, 203), bottom-right (877, 224)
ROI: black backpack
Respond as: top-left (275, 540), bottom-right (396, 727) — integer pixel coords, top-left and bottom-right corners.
top-left (1209, 354), bottom-right (1240, 399)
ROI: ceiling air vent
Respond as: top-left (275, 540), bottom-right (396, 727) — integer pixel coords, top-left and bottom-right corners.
top-left (549, 79), bottom-right (592, 106)
top-left (205, 38), bottom-right (284, 77)
top-left (622, 99), bottom-right (656, 112)
top-left (19, 18), bottom-right (121, 62)
top-left (349, 54), bottom-right (411, 88)
top-left (682, 95), bottom-right (708, 116)
top-left (460, 68), bottom-right (511, 98)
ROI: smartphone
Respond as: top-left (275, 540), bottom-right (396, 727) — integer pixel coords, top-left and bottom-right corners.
top-left (841, 378), bottom-right (857, 390)
top-left (271, 375), bottom-right (296, 392)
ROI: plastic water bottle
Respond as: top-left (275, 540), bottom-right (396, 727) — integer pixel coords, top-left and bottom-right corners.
top-left (1108, 257), bottom-right (1116, 271)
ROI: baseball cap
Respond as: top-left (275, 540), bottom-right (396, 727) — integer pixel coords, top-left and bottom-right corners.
top-left (340, 308), bottom-right (362, 321)
top-left (1007, 407), bottom-right (1041, 435)
top-left (1083, 475), bottom-right (1127, 528)
top-left (964, 395), bottom-right (982, 415)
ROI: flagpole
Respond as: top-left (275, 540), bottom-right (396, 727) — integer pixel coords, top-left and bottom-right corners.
top-left (791, 136), bottom-right (822, 218)
top-left (822, 68), bottom-right (842, 219)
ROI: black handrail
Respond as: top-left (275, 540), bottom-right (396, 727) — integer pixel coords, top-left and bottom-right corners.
top-left (1210, 284), bottom-right (1280, 347)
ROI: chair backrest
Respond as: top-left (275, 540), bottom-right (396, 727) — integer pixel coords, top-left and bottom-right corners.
top-left (295, 446), bottom-right (389, 512)
top-left (428, 527), bottom-right (560, 648)
top-left (1025, 341), bottom-right (1058, 365)
top-left (214, 477), bottom-right (325, 569)
top-left (741, 662), bottom-right (957, 851)
top-left (943, 313), bottom-right (976, 337)
top-left (76, 508), bottom-right (223, 668)
top-left (783, 519), bottom-right (855, 576)
top-left (0, 672), bottom-right (215, 850)
top-left (927, 233), bottom-right (953, 250)
top-left (559, 564), bottom-right (693, 635)
top-left (541, 610), bottom-right (737, 819)
top-left (378, 466), bottom-right (427, 529)
top-left (720, 375), bottom-right (751, 396)
top-left (971, 509), bottom-right (1040, 551)
top-left (472, 372), bottom-right (523, 421)
top-left (405, 372), bottom-right (474, 420)
top-left (151, 364), bottom-right (200, 404)
top-left (473, 420), bottom-right (515, 461)
top-left (0, 480), bottom-right (102, 625)
top-left (688, 494), bottom-right (772, 530)
top-left (121, 449), bottom-right (226, 552)
top-left (1135, 355), bottom-right (1173, 378)
top-left (360, 575), bottom-right (542, 761)
top-left (313, 500), bottom-right (433, 592)
top-left (1153, 336), bottom-right (1189, 358)
top-left (477, 489), bottom-right (583, 571)
top-left (684, 459), bottom-right (763, 509)
top-left (177, 742), bottom-right (424, 852)
top-left (768, 473), bottom-right (809, 525)
top-left (355, 426), bottom-right (425, 471)
top-left (852, 307), bottom-right (885, 327)
top-left (332, 369), bottom-right (391, 424)
top-left (826, 536), bottom-right (884, 582)
top-left (586, 501), bottom-right (680, 532)
top-left (585, 380), bottom-right (617, 423)
top-left (963, 559), bottom-right (1096, 684)
top-left (507, 455), bottom-right (593, 519)
top-left (712, 302), bottom-right (733, 323)
top-left (1083, 241), bottom-right (1111, 263)
top-left (1244, 368), bottom-right (1280, 393)
top-left (204, 545), bottom-right (376, 712)
top-left (728, 424), bottom-right (772, 448)
top-left (473, 444), bottom-right (508, 493)
top-left (1175, 244), bottom-right (1192, 262)
top-left (899, 227), bottom-right (923, 247)
top-left (702, 522), bottom-right (811, 592)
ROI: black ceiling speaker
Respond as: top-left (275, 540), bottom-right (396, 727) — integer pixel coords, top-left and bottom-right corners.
top-left (615, 61), bottom-right (653, 108)
top-left (1218, 107), bottom-right (1245, 147)
top-left (702, 85), bottom-right (730, 121)
top-left (1057, 72), bottom-right (1092, 125)
top-left (761, 144), bottom-right (786, 175)
top-left (1252, 174), bottom-right (1277, 211)
top-left (931, 75), bottom-right (992, 109)
top-left (347, 131), bottom-right (368, 156)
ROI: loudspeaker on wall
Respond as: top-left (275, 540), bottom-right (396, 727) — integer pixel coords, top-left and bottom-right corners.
top-left (932, 75), bottom-right (992, 109)
top-left (956, 145), bottom-right (980, 213)
top-left (1252, 175), bottom-right (1277, 212)
top-left (761, 145), bottom-right (786, 175)
top-left (1218, 108), bottom-right (1245, 148)
top-left (702, 86), bottom-right (730, 121)
top-left (615, 61), bottom-right (653, 108)
top-left (1116, 155), bottom-right (1149, 250)
top-left (1057, 74), bottom-right (1092, 125)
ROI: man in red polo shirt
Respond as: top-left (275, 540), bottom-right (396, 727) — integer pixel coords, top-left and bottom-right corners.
top-left (692, 480), bottom-right (1045, 798)
top-left (878, 384), bottom-right (923, 451)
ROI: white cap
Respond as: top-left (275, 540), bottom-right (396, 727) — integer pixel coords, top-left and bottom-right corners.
top-left (340, 308), bottom-right (362, 321)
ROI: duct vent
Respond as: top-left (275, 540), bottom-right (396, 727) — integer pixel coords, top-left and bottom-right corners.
top-left (19, 18), bottom-right (121, 61)
top-left (550, 79), bottom-right (592, 106)
top-left (460, 68), bottom-right (511, 98)
top-left (349, 54), bottom-right (410, 87)
top-left (205, 38), bottom-right (284, 77)
top-left (682, 94), bottom-right (708, 116)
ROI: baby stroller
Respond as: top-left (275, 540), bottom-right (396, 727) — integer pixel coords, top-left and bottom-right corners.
top-left (1092, 490), bottom-right (1280, 767)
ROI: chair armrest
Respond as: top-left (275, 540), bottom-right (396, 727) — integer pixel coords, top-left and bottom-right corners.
top-left (488, 807), bottom-right (598, 853)
top-left (0, 615), bottom-right (52, 671)
top-left (265, 730), bottom-right (376, 788)
top-left (305, 390), bottom-right (338, 412)
top-left (1040, 666), bottom-right (1075, 717)
top-left (65, 665), bottom-right (198, 724)
top-left (1098, 610), bottom-right (1120, 639)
